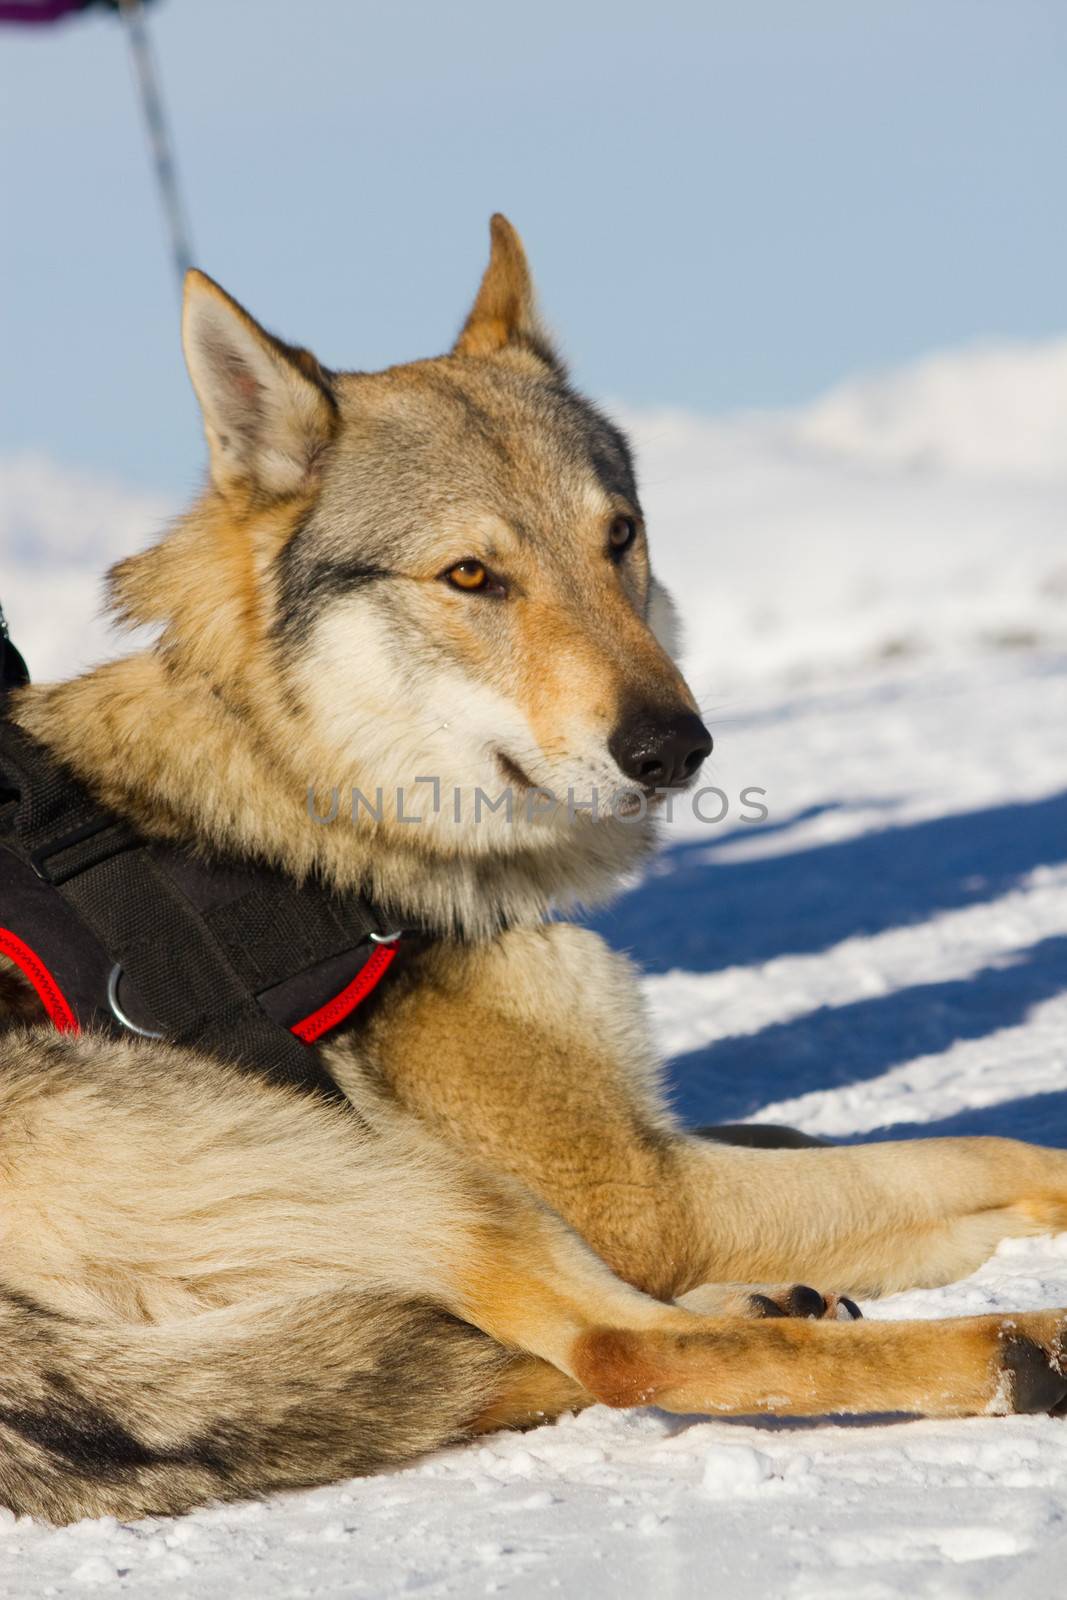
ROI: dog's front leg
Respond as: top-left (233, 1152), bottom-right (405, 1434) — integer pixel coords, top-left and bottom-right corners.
top-left (674, 1133), bottom-right (1067, 1299)
top-left (436, 1187), bottom-right (1067, 1421)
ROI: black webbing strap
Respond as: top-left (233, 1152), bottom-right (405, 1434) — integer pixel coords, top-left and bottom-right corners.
top-left (0, 717), bottom-right (391, 1103)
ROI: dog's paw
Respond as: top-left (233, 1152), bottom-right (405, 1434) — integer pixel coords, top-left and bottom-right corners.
top-left (997, 1332), bottom-right (1067, 1414)
top-left (676, 1281), bottom-right (862, 1321)
top-left (748, 1285), bottom-right (862, 1322)
top-left (985, 1315), bottom-right (1067, 1415)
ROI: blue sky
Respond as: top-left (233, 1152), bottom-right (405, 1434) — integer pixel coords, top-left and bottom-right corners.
top-left (1, 0), bottom-right (1064, 494)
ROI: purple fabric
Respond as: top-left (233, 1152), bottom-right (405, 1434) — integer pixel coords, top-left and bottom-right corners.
top-left (0, 0), bottom-right (89, 23)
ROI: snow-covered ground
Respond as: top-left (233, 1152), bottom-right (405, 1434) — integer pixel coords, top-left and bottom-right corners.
top-left (2, 338), bottom-right (1066, 1595)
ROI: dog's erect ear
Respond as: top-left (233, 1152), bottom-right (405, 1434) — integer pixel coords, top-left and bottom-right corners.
top-left (452, 214), bottom-right (561, 370)
top-left (182, 270), bottom-right (337, 501)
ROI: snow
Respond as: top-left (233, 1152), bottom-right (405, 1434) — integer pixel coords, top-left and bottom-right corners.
top-left (620, 337), bottom-right (1067, 690)
top-left (1, 453), bottom-right (170, 681)
top-left (2, 336), bottom-right (1067, 1594)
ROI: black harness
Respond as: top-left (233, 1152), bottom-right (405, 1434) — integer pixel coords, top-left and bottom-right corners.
top-left (0, 706), bottom-right (406, 1104)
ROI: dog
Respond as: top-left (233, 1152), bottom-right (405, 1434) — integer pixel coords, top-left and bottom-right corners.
top-left (2, 214), bottom-right (1067, 1524)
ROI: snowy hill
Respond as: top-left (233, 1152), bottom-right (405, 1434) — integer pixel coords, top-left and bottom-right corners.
top-left (793, 337), bottom-right (1067, 480)
top-left (623, 337), bottom-right (1067, 693)
top-left (3, 339), bottom-right (1067, 1597)
top-left (0, 455), bottom-right (171, 681)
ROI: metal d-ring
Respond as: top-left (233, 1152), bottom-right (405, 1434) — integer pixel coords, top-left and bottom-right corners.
top-left (107, 963), bottom-right (165, 1040)
top-left (368, 929), bottom-right (403, 945)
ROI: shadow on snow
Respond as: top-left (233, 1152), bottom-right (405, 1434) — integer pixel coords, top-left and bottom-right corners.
top-left (585, 790), bottom-right (1067, 1144)
top-left (587, 790), bottom-right (1067, 975)
top-left (667, 934), bottom-right (1067, 1132)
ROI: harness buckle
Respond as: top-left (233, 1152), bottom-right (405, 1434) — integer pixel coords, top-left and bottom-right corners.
top-left (106, 963), bottom-right (165, 1041)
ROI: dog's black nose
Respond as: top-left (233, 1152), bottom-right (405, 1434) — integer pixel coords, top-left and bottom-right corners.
top-left (609, 708), bottom-right (713, 789)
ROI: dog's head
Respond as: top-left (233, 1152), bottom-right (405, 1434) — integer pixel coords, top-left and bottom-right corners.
top-left (113, 217), bottom-right (709, 863)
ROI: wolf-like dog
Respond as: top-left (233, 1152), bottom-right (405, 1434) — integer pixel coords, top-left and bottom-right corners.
top-left (3, 216), bottom-right (1067, 1523)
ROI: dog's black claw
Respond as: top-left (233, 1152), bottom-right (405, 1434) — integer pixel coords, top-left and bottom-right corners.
top-left (750, 1293), bottom-right (788, 1319)
top-left (840, 1297), bottom-right (863, 1320)
top-left (1001, 1335), bottom-right (1067, 1414)
top-left (785, 1285), bottom-right (828, 1319)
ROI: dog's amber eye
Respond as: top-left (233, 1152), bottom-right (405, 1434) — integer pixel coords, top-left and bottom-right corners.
top-left (608, 515), bottom-right (638, 559)
top-left (445, 560), bottom-right (490, 592)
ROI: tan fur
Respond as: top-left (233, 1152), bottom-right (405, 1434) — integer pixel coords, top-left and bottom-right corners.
top-left (453, 213), bottom-right (552, 361)
top-left (4, 216), bottom-right (1067, 1523)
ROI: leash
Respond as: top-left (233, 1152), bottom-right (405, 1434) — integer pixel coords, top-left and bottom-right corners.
top-left (117, 0), bottom-right (194, 292)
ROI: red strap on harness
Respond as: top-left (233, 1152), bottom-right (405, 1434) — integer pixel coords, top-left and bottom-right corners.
top-left (291, 940), bottom-right (399, 1042)
top-left (0, 926), bottom-right (79, 1033)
